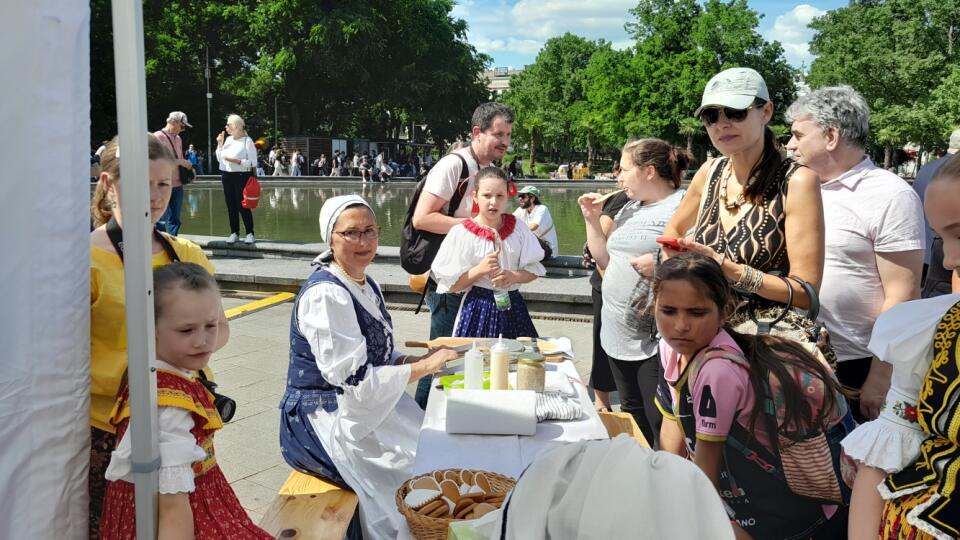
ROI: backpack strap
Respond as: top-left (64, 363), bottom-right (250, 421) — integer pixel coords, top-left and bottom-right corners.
top-left (446, 152), bottom-right (472, 217)
top-left (105, 217), bottom-right (180, 264)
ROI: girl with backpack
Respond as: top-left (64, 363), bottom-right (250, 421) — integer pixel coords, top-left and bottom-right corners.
top-left (653, 252), bottom-right (854, 539)
top-left (431, 166), bottom-right (545, 338)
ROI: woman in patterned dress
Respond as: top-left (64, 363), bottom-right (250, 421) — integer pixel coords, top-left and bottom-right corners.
top-left (662, 67), bottom-right (824, 312)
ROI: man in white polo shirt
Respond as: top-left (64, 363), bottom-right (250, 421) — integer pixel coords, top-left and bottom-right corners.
top-left (786, 85), bottom-right (924, 421)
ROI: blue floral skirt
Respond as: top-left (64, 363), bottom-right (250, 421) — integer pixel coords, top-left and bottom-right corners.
top-left (454, 287), bottom-right (538, 339)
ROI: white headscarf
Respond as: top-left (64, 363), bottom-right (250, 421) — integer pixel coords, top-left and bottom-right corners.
top-left (315, 195), bottom-right (374, 264)
top-left (493, 435), bottom-right (734, 539)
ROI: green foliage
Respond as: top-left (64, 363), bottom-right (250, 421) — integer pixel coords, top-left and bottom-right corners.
top-left (502, 34), bottom-right (601, 167)
top-left (90, 0), bottom-right (490, 148)
top-left (504, 0), bottom-right (795, 166)
top-left (807, 0), bottom-right (960, 150)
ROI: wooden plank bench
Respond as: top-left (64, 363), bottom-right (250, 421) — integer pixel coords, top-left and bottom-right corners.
top-left (259, 470), bottom-right (359, 540)
top-left (598, 410), bottom-right (651, 448)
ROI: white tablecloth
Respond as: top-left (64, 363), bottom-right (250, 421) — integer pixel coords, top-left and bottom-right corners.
top-left (415, 360), bottom-right (608, 476)
top-left (397, 360), bottom-right (608, 539)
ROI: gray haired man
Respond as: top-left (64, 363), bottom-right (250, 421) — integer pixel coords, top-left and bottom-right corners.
top-left (785, 85), bottom-right (925, 421)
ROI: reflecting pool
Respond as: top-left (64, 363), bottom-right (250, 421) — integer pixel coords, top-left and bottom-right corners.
top-left (170, 180), bottom-right (620, 256)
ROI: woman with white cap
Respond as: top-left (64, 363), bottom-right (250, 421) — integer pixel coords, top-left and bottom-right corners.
top-left (278, 194), bottom-right (457, 540)
top-left (661, 67), bottom-right (824, 313)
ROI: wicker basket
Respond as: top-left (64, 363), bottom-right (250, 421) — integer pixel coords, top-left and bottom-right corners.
top-left (396, 468), bottom-right (516, 540)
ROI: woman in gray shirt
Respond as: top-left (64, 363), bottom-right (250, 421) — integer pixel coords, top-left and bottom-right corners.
top-left (578, 138), bottom-right (690, 446)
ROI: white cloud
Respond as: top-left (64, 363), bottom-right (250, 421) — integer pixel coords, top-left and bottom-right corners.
top-left (459, 0), bottom-right (636, 67)
top-left (765, 4), bottom-right (826, 69)
top-left (450, 0), bottom-right (473, 19)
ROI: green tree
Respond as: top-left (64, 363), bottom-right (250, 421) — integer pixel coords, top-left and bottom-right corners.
top-left (503, 33), bottom-right (600, 165)
top-left (90, 0), bottom-right (490, 150)
top-left (808, 0), bottom-right (960, 164)
top-left (627, 0), bottom-right (795, 145)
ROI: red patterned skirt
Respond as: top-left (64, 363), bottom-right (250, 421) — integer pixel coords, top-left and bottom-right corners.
top-left (99, 464), bottom-right (272, 539)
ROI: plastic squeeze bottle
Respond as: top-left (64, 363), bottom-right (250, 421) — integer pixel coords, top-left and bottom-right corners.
top-left (490, 335), bottom-right (510, 390)
top-left (464, 340), bottom-right (484, 390)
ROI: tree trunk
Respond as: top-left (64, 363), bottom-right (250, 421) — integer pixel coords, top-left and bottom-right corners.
top-left (883, 144), bottom-right (893, 170)
top-left (529, 134), bottom-right (538, 176)
top-left (586, 134), bottom-right (593, 172)
top-left (914, 143), bottom-right (923, 179)
top-left (290, 102), bottom-right (301, 135)
top-left (687, 134), bottom-right (694, 158)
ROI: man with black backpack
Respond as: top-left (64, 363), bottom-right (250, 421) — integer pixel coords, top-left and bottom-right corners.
top-left (405, 102), bottom-right (514, 408)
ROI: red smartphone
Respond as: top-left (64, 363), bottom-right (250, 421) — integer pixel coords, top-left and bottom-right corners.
top-left (656, 236), bottom-right (687, 251)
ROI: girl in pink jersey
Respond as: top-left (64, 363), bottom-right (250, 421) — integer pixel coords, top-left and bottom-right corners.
top-left (653, 252), bottom-right (854, 539)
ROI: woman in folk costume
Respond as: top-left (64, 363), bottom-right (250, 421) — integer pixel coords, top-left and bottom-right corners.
top-left (278, 195), bottom-right (457, 539)
top-left (100, 263), bottom-right (269, 540)
top-left (431, 166), bottom-right (545, 338)
top-left (843, 154), bottom-right (960, 540)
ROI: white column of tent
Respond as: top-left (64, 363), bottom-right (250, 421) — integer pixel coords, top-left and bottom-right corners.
top-left (0, 2), bottom-right (90, 537)
top-left (110, 0), bottom-right (160, 537)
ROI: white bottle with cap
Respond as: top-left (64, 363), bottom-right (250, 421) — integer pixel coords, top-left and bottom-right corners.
top-left (464, 340), bottom-right (484, 390)
top-left (489, 335), bottom-right (510, 390)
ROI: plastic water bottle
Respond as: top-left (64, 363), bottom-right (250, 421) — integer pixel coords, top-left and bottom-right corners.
top-left (490, 334), bottom-right (510, 390)
top-left (464, 340), bottom-right (484, 390)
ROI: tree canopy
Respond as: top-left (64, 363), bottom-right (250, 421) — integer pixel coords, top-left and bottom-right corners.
top-left (807, 0), bottom-right (960, 161)
top-left (90, 0), bottom-right (490, 149)
top-left (503, 0), bottom-right (796, 167)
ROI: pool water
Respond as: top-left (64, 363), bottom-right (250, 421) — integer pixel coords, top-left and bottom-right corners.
top-left (172, 181), bottom-right (621, 256)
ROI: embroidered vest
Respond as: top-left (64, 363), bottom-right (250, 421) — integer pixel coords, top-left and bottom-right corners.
top-left (281, 268), bottom-right (394, 415)
top-left (112, 370), bottom-right (223, 477)
top-left (885, 299), bottom-right (960, 538)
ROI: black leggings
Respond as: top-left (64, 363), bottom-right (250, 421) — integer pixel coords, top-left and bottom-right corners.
top-left (589, 285), bottom-right (617, 392)
top-left (609, 355), bottom-right (662, 448)
top-left (221, 171), bottom-right (254, 235)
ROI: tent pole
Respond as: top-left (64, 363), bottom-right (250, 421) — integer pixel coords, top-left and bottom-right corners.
top-left (110, 0), bottom-right (160, 538)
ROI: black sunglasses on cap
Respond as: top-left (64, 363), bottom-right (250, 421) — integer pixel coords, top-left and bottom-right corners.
top-left (698, 105), bottom-right (756, 126)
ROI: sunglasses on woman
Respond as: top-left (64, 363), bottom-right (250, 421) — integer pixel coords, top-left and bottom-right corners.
top-left (698, 105), bottom-right (756, 126)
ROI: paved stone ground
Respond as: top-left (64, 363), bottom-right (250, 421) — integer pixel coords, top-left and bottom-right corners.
top-left (213, 294), bottom-right (602, 524)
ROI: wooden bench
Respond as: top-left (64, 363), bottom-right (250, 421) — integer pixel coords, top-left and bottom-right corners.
top-left (259, 470), bottom-right (359, 540)
top-left (598, 410), bottom-right (651, 448)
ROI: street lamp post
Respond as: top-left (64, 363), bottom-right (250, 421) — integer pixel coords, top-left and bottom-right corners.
top-left (274, 94), bottom-right (279, 148)
top-left (205, 46), bottom-right (213, 173)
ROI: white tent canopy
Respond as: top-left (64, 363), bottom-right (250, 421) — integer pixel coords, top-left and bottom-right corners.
top-left (0, 2), bottom-right (92, 538)
top-left (0, 1), bottom-right (160, 537)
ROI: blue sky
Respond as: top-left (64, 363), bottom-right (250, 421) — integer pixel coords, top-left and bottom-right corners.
top-left (453, 0), bottom-right (848, 70)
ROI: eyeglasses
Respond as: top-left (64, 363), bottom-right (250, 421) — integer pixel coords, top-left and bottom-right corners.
top-left (334, 228), bottom-right (380, 242)
top-left (698, 105), bottom-right (756, 126)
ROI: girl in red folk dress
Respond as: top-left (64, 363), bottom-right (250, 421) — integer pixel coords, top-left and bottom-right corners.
top-left (431, 166), bottom-right (546, 338)
top-left (99, 262), bottom-right (271, 540)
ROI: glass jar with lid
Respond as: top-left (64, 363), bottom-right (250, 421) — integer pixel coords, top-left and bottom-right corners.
top-left (516, 353), bottom-right (545, 392)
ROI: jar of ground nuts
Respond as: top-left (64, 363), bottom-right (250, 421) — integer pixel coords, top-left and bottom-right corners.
top-left (516, 353), bottom-right (545, 392)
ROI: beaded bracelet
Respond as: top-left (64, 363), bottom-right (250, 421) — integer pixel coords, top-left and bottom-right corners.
top-left (735, 264), bottom-right (763, 293)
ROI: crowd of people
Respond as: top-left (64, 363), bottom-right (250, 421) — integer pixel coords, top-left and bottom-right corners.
top-left (87, 65), bottom-right (960, 539)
